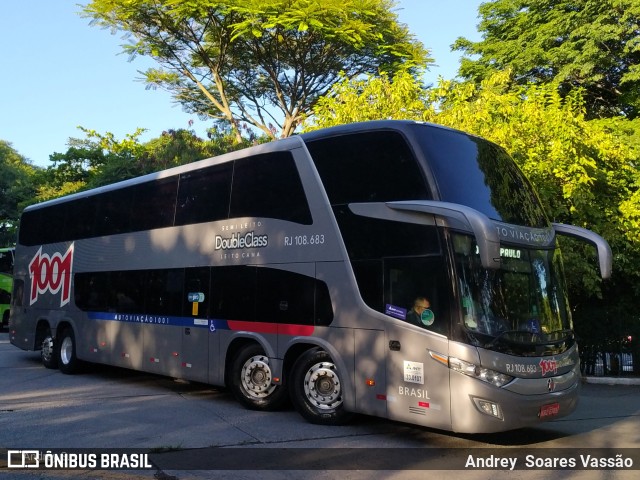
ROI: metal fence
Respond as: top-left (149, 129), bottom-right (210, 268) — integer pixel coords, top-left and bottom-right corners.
top-left (580, 349), bottom-right (637, 377)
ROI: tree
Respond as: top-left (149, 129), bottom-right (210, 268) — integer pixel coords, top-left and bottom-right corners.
top-left (308, 71), bottom-right (640, 303)
top-left (83, 0), bottom-right (431, 141)
top-left (35, 127), bottom-right (148, 202)
top-left (304, 71), bottom-right (426, 129)
top-left (425, 73), bottom-right (640, 299)
top-left (0, 141), bottom-right (37, 245)
top-left (142, 124), bottom-right (263, 172)
top-left (453, 0), bottom-right (640, 119)
top-left (37, 124), bottom-right (257, 202)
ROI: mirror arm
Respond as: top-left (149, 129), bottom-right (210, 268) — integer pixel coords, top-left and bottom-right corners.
top-left (552, 223), bottom-right (612, 279)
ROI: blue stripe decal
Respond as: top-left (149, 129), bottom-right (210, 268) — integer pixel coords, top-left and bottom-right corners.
top-left (86, 311), bottom-right (229, 331)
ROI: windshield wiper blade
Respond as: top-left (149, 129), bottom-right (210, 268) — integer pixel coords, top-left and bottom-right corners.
top-left (486, 328), bottom-right (574, 349)
top-left (485, 330), bottom-right (537, 349)
top-left (546, 329), bottom-right (574, 342)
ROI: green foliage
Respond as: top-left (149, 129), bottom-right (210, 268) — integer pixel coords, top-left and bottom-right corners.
top-left (309, 71), bottom-right (640, 303)
top-left (453, 0), bottom-right (640, 119)
top-left (35, 127), bottom-right (148, 201)
top-left (0, 141), bottom-right (37, 245)
top-left (83, 0), bottom-right (430, 140)
top-left (303, 71), bottom-right (426, 130)
top-left (471, 78), bottom-right (640, 301)
top-left (36, 124), bottom-right (260, 200)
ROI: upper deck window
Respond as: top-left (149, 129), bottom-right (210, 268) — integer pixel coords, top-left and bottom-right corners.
top-left (305, 130), bottom-right (432, 205)
top-left (175, 162), bottom-right (233, 226)
top-left (19, 150), bottom-right (312, 246)
top-left (229, 152), bottom-right (312, 225)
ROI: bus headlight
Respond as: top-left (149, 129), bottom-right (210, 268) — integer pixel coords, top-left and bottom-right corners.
top-left (449, 357), bottom-right (513, 387)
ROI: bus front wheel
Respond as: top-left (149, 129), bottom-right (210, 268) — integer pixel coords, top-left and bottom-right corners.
top-left (57, 328), bottom-right (80, 374)
top-left (290, 348), bottom-right (352, 426)
top-left (229, 344), bottom-right (288, 411)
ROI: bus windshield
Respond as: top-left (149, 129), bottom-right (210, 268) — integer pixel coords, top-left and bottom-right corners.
top-left (452, 234), bottom-right (573, 356)
top-left (410, 123), bottom-right (549, 228)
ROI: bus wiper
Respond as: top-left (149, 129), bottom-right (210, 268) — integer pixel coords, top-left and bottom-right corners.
top-left (485, 330), bottom-right (538, 349)
top-left (546, 329), bottom-right (574, 343)
top-left (486, 328), bottom-right (574, 349)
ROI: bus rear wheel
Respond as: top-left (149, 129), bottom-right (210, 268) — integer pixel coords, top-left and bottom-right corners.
top-left (41, 332), bottom-right (58, 369)
top-left (290, 348), bottom-right (352, 426)
top-left (57, 328), bottom-right (81, 374)
top-left (229, 344), bottom-right (288, 411)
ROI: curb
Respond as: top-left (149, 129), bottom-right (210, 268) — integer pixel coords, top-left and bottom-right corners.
top-left (583, 376), bottom-right (640, 386)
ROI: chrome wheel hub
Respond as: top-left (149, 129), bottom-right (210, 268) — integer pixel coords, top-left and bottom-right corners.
top-left (241, 355), bottom-right (276, 398)
top-left (60, 336), bottom-right (73, 365)
top-left (304, 362), bottom-right (343, 410)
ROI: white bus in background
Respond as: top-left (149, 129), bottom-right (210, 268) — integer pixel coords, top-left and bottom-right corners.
top-left (10, 120), bottom-right (611, 433)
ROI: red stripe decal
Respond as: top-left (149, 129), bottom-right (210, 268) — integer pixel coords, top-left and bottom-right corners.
top-left (227, 321), bottom-right (314, 336)
top-left (227, 321), bottom-right (277, 334)
top-left (279, 324), bottom-right (315, 336)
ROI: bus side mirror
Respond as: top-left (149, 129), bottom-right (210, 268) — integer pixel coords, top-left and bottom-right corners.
top-left (552, 223), bottom-right (613, 279)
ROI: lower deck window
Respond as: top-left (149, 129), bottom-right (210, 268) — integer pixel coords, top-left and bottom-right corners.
top-left (75, 266), bottom-right (333, 326)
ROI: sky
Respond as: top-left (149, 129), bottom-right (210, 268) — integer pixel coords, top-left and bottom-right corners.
top-left (1, 0), bottom-right (482, 168)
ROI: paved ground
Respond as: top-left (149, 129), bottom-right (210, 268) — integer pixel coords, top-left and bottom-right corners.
top-left (0, 331), bottom-right (638, 479)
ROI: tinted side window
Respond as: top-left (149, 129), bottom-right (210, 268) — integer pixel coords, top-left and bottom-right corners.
top-left (229, 152), bottom-right (312, 224)
top-left (145, 269), bottom-right (184, 316)
top-left (19, 203), bottom-right (68, 246)
top-left (93, 188), bottom-right (134, 237)
top-left (130, 177), bottom-right (178, 231)
top-left (20, 177), bottom-right (179, 246)
top-left (352, 260), bottom-right (384, 312)
top-left (71, 196), bottom-right (100, 239)
top-left (333, 206), bottom-right (441, 259)
top-left (256, 268), bottom-right (315, 325)
top-left (211, 266), bottom-right (333, 325)
top-left (76, 269), bottom-right (184, 316)
top-left (305, 131), bottom-right (431, 205)
top-left (108, 271), bottom-right (146, 314)
top-left (384, 257), bottom-right (450, 336)
top-left (211, 266), bottom-right (257, 321)
top-left (75, 272), bottom-right (110, 311)
top-left (175, 163), bottom-right (232, 225)
top-left (75, 266), bottom-right (334, 326)
top-left (314, 278), bottom-right (334, 327)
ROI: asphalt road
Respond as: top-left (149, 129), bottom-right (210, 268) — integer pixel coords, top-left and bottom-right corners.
top-left (0, 330), bottom-right (638, 480)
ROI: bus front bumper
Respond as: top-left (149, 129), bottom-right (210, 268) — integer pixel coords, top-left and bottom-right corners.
top-left (450, 370), bottom-right (580, 433)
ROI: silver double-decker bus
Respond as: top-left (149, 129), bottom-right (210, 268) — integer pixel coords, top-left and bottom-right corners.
top-left (9, 120), bottom-right (611, 433)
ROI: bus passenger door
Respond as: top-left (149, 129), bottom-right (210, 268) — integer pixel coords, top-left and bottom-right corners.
top-left (181, 267), bottom-right (211, 383)
top-left (383, 257), bottom-right (453, 430)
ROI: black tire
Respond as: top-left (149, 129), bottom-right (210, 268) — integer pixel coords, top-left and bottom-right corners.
top-left (289, 348), bottom-right (352, 425)
top-left (57, 328), bottom-right (81, 374)
top-left (2, 310), bottom-right (8, 329)
top-left (228, 344), bottom-right (288, 411)
top-left (41, 332), bottom-right (59, 370)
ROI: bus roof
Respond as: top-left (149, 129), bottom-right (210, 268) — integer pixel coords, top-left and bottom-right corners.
top-left (299, 120), bottom-right (465, 142)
